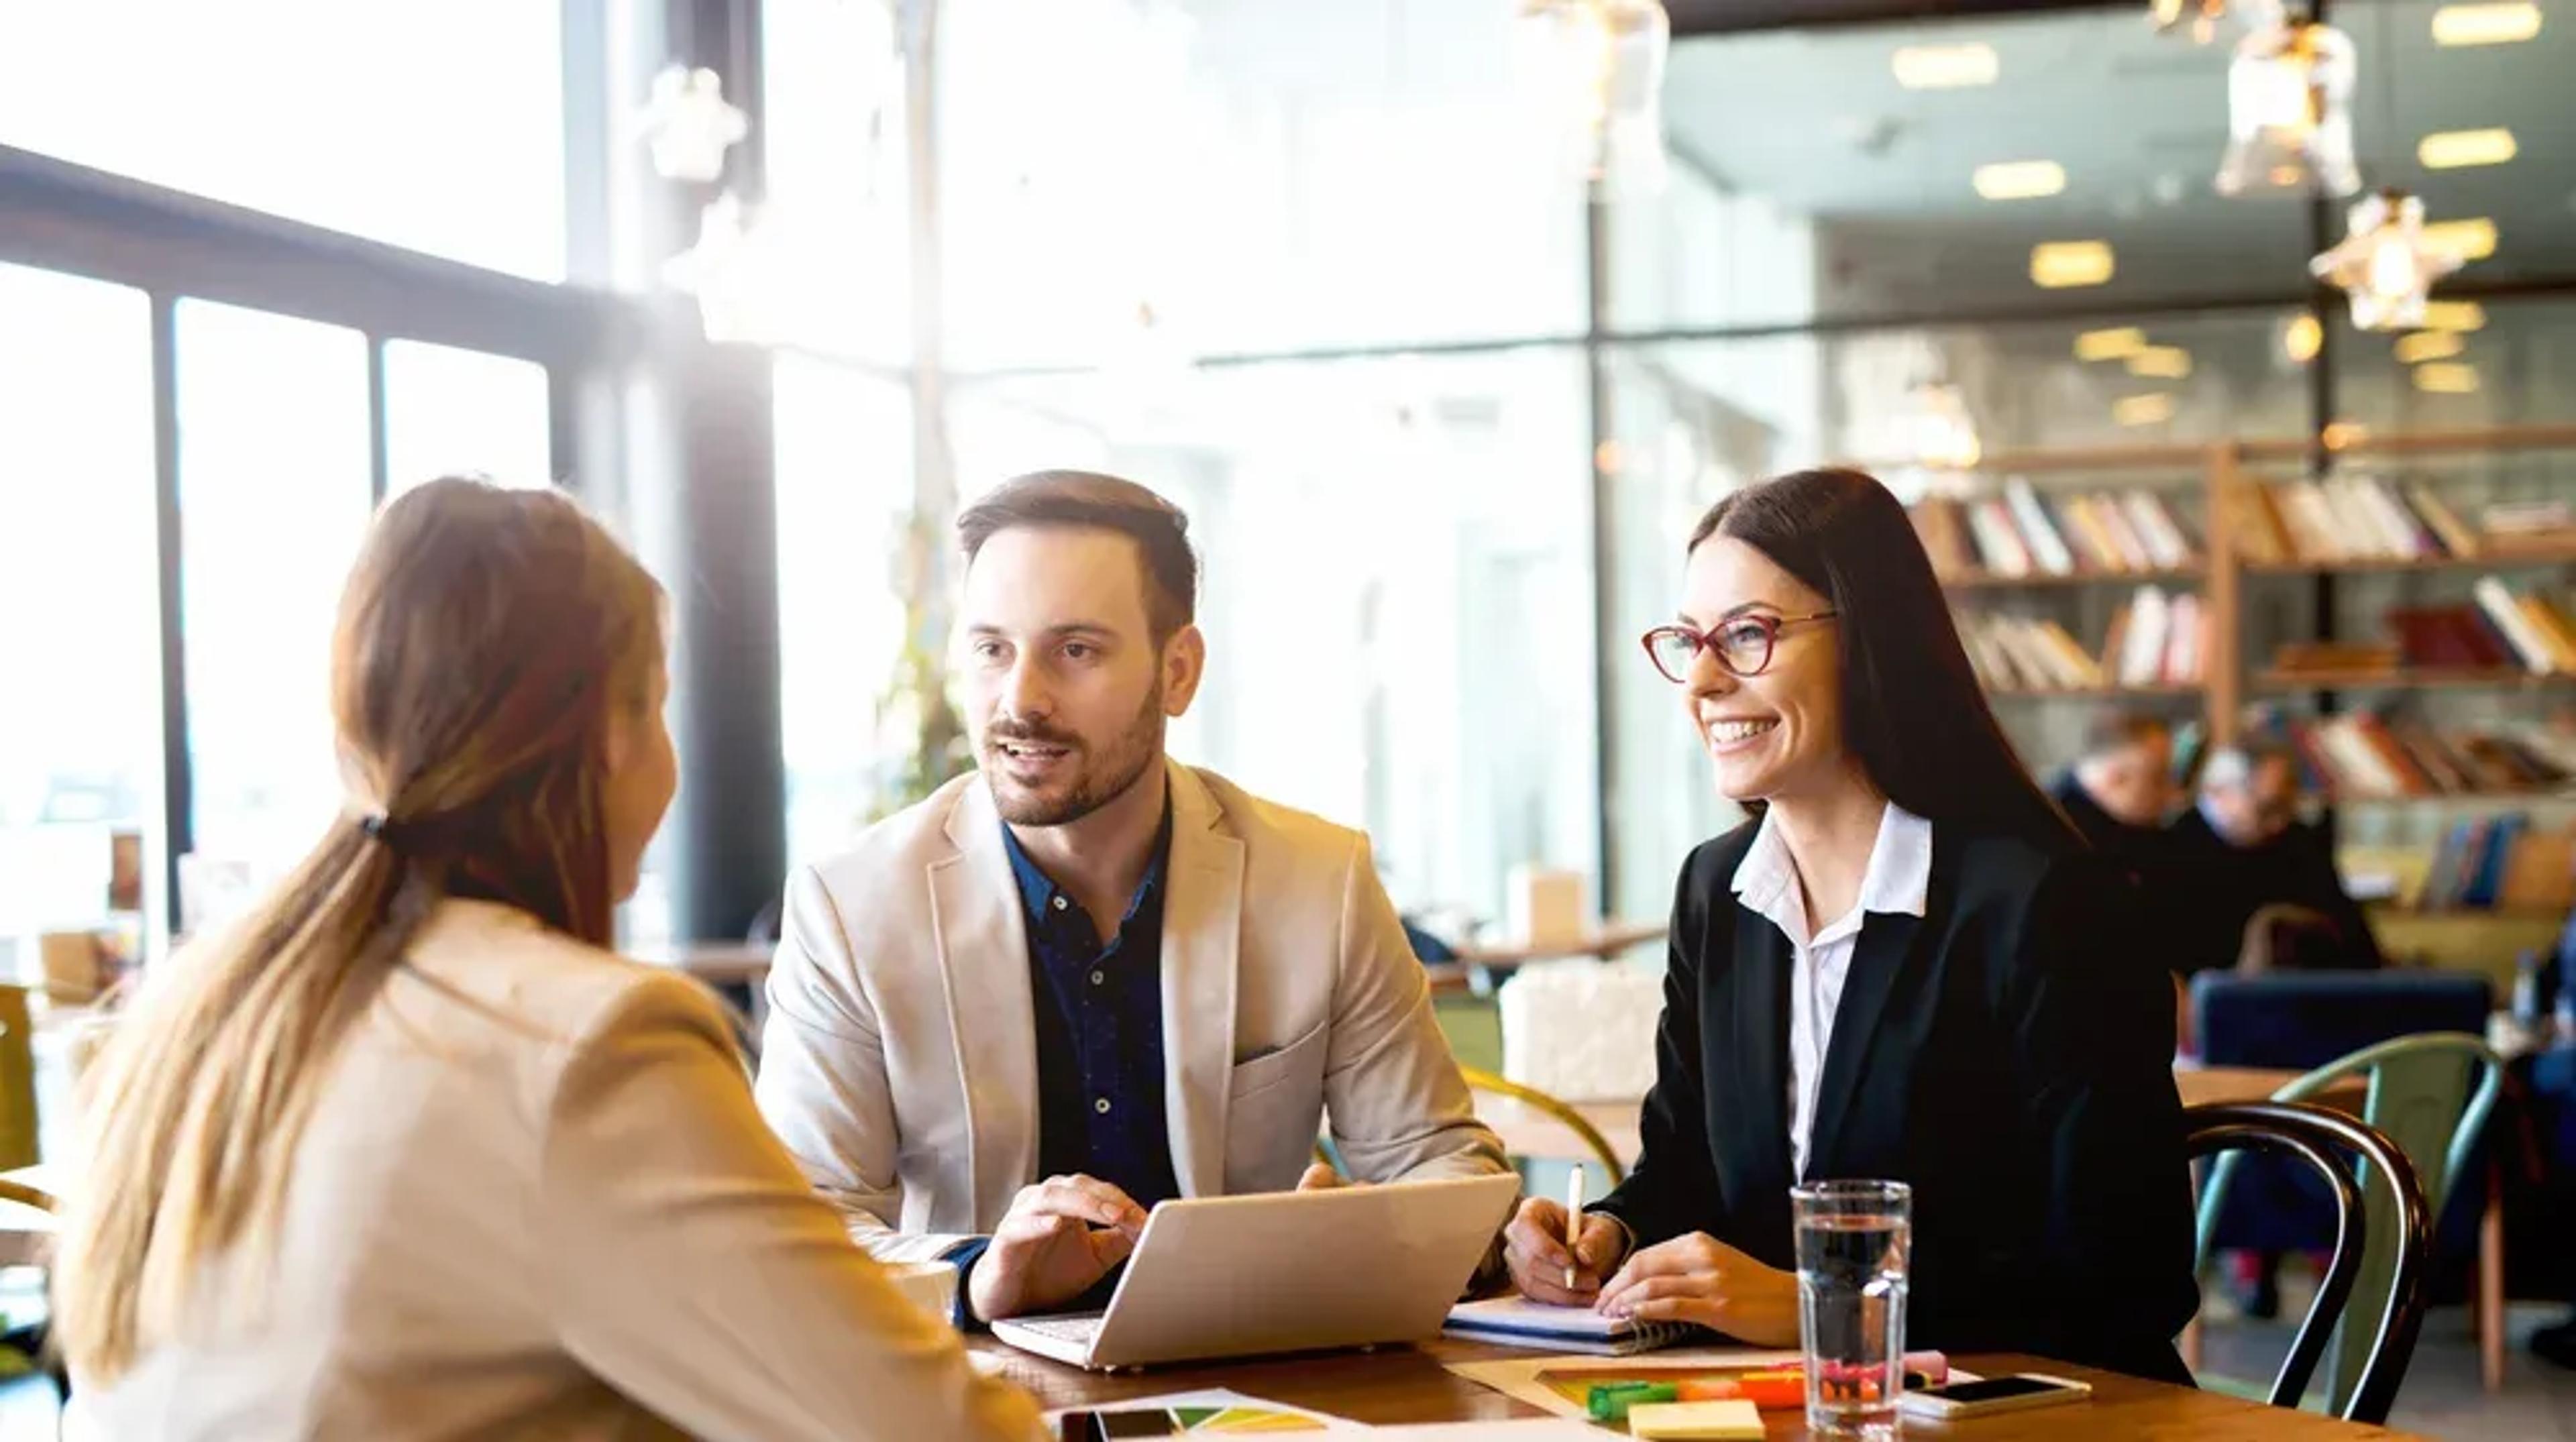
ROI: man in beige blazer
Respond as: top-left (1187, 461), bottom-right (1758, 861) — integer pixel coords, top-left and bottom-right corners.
top-left (757, 471), bottom-right (1509, 1325)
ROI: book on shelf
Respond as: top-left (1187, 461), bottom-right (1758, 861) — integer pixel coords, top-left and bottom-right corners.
top-left (2235, 474), bottom-right (2576, 565)
top-left (2253, 710), bottom-right (2576, 802)
top-left (2414, 814), bottom-right (2576, 914)
top-left (2004, 479), bottom-right (2076, 576)
top-left (2471, 578), bottom-right (2575, 675)
top-left (1960, 585), bottom-right (2204, 692)
top-left (2266, 580), bottom-right (2576, 679)
top-left (1913, 485), bottom-right (2198, 580)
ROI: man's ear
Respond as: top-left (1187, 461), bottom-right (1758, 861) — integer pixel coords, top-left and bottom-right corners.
top-left (1161, 624), bottom-right (1206, 718)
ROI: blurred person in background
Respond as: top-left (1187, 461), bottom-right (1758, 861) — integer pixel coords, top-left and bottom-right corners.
top-left (2165, 740), bottom-right (2383, 977)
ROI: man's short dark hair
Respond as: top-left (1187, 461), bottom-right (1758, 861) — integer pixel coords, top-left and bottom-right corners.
top-left (2080, 708), bottom-right (2169, 763)
top-left (956, 470), bottom-right (1199, 641)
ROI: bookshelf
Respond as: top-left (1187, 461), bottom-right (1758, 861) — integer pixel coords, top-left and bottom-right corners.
top-left (1987, 683), bottom-right (2204, 700)
top-left (1894, 423), bottom-right (2576, 760)
top-left (2244, 544), bottom-right (2576, 577)
top-left (1945, 563), bottom-right (2206, 592)
top-left (2252, 668), bottom-right (2576, 694)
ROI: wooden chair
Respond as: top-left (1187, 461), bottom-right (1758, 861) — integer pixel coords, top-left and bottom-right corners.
top-left (1458, 1066), bottom-right (1628, 1186)
top-left (2186, 1101), bottom-right (2432, 1425)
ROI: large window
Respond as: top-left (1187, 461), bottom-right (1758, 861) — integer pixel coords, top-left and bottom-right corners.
top-left (0, 1), bottom-right (567, 280)
top-left (175, 300), bottom-right (372, 884)
top-left (773, 357), bottom-right (916, 865)
top-left (935, 0), bottom-right (1587, 372)
top-left (953, 351), bottom-right (1600, 931)
top-left (0, 263), bottom-right (157, 940)
top-left (382, 340), bottom-right (553, 494)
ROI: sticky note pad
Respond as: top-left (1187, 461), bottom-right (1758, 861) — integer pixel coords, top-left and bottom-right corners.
top-left (1625, 1398), bottom-right (1766, 1440)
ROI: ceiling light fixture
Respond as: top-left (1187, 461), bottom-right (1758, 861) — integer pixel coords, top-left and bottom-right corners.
top-left (2214, 12), bottom-right (2361, 197)
top-left (2420, 300), bottom-right (2488, 331)
top-left (2284, 313), bottom-right (2323, 364)
top-left (2418, 127), bottom-right (2518, 168)
top-left (2395, 330), bottom-right (2467, 364)
top-left (2127, 345), bottom-right (2195, 379)
top-left (1521, 0), bottom-right (1671, 193)
top-left (2116, 393), bottom-right (2178, 427)
top-left (1974, 160), bottom-right (2068, 200)
top-left (2431, 2), bottom-right (2541, 46)
top-left (2075, 327), bottom-right (2149, 362)
top-left (2414, 362), bottom-right (2480, 394)
top-left (2421, 217), bottom-right (2500, 261)
top-left (2311, 190), bottom-right (2465, 331)
top-left (2149, 0), bottom-right (2235, 44)
top-left (1892, 42), bottom-right (1998, 89)
top-left (2031, 240), bottom-right (2116, 288)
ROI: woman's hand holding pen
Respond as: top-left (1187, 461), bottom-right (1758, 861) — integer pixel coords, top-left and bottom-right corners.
top-left (1501, 1197), bottom-right (1627, 1305)
top-left (1593, 1232), bottom-right (1802, 1347)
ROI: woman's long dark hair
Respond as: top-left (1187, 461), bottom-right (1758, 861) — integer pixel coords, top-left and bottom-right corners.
top-left (1691, 467), bottom-right (2078, 850)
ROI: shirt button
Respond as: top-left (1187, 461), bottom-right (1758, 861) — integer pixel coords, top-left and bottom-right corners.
top-left (1090, 969), bottom-right (1106, 986)
top-left (1094, 1097), bottom-right (1113, 1115)
top-left (1051, 896), bottom-right (1069, 912)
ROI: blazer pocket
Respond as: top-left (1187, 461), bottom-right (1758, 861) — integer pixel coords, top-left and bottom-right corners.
top-left (1227, 1020), bottom-right (1328, 1101)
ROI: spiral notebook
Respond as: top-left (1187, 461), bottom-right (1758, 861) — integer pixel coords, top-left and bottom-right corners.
top-left (1440, 1297), bottom-right (1707, 1356)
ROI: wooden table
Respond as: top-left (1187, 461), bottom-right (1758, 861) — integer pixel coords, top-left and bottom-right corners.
top-left (973, 1337), bottom-right (2421, 1437)
top-left (1481, 1068), bottom-right (2374, 1173)
top-left (2171, 1066), bottom-right (2369, 1113)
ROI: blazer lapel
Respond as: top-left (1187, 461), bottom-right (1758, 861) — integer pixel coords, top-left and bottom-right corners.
top-left (1804, 909), bottom-right (1925, 1180)
top-left (1159, 762), bottom-right (1243, 1198)
top-left (1729, 902), bottom-right (1796, 1205)
top-left (931, 780), bottom-right (1040, 1221)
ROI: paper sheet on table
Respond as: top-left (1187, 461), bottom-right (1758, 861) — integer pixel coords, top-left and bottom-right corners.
top-left (1442, 1348), bottom-right (1805, 1421)
top-left (1353, 1423), bottom-right (1624, 1439)
top-left (1042, 1387), bottom-right (1351, 1432)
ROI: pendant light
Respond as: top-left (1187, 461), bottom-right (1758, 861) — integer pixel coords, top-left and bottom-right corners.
top-left (1519, 0), bottom-right (1671, 194)
top-left (2310, 188), bottom-right (2463, 331)
top-left (638, 65), bottom-right (750, 184)
top-left (2214, 9), bottom-right (2361, 196)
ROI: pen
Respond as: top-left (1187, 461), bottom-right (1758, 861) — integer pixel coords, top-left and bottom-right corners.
top-left (1563, 1162), bottom-right (1586, 1290)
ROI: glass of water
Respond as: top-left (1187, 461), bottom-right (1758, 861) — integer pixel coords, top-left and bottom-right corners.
top-left (1792, 1179), bottom-right (1912, 1439)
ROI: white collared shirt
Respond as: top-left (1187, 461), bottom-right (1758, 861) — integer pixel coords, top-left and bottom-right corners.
top-left (1731, 801), bottom-right (1934, 1179)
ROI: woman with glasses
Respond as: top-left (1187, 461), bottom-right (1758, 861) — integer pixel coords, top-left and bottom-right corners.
top-left (1500, 468), bottom-right (2198, 1384)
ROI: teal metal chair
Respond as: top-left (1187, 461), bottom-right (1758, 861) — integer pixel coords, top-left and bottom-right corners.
top-left (2194, 1032), bottom-right (2503, 1419)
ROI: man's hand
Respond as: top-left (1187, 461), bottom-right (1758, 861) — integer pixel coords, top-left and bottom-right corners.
top-left (965, 1174), bottom-right (1148, 1323)
top-left (1502, 1197), bottom-right (1628, 1305)
top-left (1297, 1162), bottom-right (1346, 1190)
top-left (1593, 1231), bottom-right (1801, 1346)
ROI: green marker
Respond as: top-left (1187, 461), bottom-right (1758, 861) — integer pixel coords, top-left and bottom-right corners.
top-left (1586, 1382), bottom-right (1680, 1422)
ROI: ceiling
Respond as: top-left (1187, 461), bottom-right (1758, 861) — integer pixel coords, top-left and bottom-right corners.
top-left (1660, 0), bottom-right (2576, 315)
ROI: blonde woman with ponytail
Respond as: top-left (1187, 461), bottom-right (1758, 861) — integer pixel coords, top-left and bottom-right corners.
top-left (58, 479), bottom-right (1045, 1441)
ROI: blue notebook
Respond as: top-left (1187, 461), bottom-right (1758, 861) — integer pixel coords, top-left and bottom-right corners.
top-left (1442, 1296), bottom-right (1705, 1355)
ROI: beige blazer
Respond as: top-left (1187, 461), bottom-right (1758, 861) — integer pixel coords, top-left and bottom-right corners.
top-left (755, 761), bottom-right (1509, 1264)
top-left (68, 900), bottom-right (1044, 1442)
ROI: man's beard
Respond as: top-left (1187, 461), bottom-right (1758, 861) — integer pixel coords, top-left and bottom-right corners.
top-left (985, 682), bottom-right (1165, 828)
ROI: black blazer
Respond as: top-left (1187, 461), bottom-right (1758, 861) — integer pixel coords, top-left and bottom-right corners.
top-left (2163, 808), bottom-right (2385, 975)
top-left (1593, 820), bottom-right (2200, 1384)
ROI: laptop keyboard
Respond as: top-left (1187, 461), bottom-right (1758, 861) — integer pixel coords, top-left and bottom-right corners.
top-left (1008, 1314), bottom-right (1105, 1343)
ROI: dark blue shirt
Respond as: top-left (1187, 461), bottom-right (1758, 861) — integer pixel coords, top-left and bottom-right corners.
top-left (1002, 810), bottom-right (1182, 1211)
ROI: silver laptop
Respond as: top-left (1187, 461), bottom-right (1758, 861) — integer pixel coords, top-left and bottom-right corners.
top-left (989, 1173), bottom-right (1519, 1372)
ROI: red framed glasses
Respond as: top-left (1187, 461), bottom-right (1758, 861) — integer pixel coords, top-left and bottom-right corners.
top-left (1640, 611), bottom-right (1838, 683)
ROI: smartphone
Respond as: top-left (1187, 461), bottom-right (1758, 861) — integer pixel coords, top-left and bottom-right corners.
top-left (1054, 1411), bottom-right (1182, 1441)
top-left (1898, 1372), bottom-right (2093, 1419)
